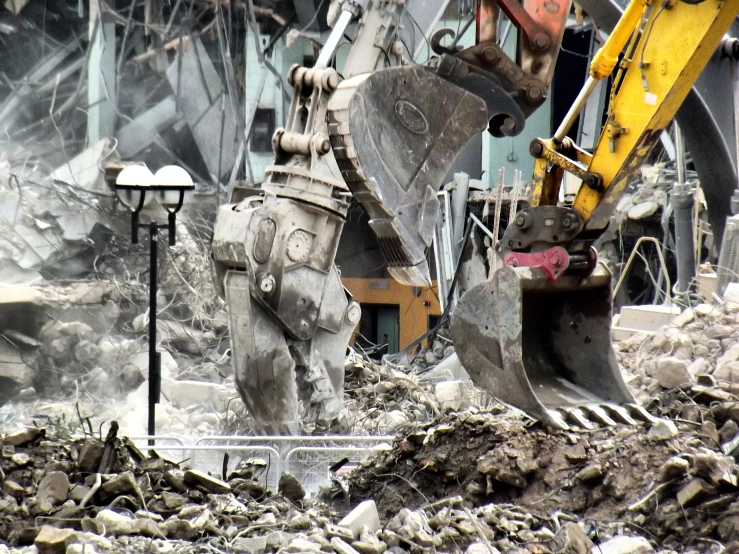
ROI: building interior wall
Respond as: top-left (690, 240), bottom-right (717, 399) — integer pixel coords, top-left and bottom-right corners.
top-left (342, 277), bottom-right (442, 351)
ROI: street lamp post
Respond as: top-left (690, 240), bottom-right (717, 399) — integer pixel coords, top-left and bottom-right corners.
top-left (114, 165), bottom-right (194, 446)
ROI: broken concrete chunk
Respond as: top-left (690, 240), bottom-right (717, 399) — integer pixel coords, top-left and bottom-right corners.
top-left (647, 419), bottom-right (678, 441)
top-left (34, 525), bottom-right (78, 554)
top-left (183, 469), bottom-right (231, 494)
top-left (435, 380), bottom-right (473, 411)
top-left (720, 419), bottom-right (739, 443)
top-left (179, 505), bottom-right (205, 520)
top-left (658, 456), bottom-right (689, 481)
top-left (692, 450), bottom-right (738, 487)
top-left (133, 517), bottom-right (165, 538)
top-left (339, 500), bottom-right (381, 539)
top-left (286, 537), bottom-right (322, 553)
top-left (591, 535), bottom-right (653, 554)
top-left (549, 522), bottom-right (593, 554)
top-left (163, 517), bottom-right (198, 541)
top-left (12, 452), bottom-right (30, 466)
top-left (576, 464), bottom-right (605, 483)
top-left (3, 427), bottom-right (45, 446)
top-left (265, 531), bottom-right (292, 551)
top-left (68, 485), bottom-right (90, 504)
top-left (564, 444), bottom-right (588, 463)
top-left (671, 308), bottom-right (695, 328)
top-left (161, 491), bottom-right (185, 510)
top-left (160, 379), bottom-right (233, 411)
top-left (655, 357), bottom-right (692, 389)
top-left (713, 361), bottom-right (739, 383)
top-left (36, 471), bottom-right (69, 512)
top-left (352, 540), bottom-right (387, 554)
top-left (77, 439), bottom-right (104, 473)
top-left (717, 344), bottom-right (739, 374)
top-left (725, 283), bottom-right (739, 303)
top-left (278, 472), bottom-right (306, 502)
top-left (331, 537), bottom-right (361, 554)
top-left (100, 471), bottom-right (141, 503)
top-left (95, 509), bottom-right (136, 535)
top-left (3, 479), bottom-right (24, 499)
top-left (466, 543), bottom-right (501, 554)
top-left (477, 448), bottom-right (528, 487)
top-left (627, 201), bottom-right (659, 220)
top-left (326, 524), bottom-right (355, 542)
top-left (287, 514), bottom-right (311, 531)
top-left (687, 357), bottom-right (710, 378)
top-left (706, 324), bottom-right (734, 340)
top-left (232, 536), bottom-right (267, 553)
top-left (375, 410), bottom-right (409, 432)
top-left (677, 478), bottom-right (717, 507)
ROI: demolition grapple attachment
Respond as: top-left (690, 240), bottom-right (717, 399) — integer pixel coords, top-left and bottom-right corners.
top-left (451, 262), bottom-right (655, 430)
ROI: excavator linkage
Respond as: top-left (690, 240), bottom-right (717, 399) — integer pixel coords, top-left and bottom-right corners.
top-left (451, 262), bottom-right (656, 430)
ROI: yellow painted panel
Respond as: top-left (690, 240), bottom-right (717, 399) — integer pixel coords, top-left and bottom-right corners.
top-left (342, 277), bottom-right (442, 350)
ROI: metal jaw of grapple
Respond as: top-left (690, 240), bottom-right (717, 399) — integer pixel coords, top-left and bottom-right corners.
top-left (211, 64), bottom-right (361, 435)
top-left (451, 262), bottom-right (656, 430)
top-left (212, 199), bottom-right (361, 435)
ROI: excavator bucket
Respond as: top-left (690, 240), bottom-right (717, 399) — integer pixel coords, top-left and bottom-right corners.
top-left (451, 262), bottom-right (654, 430)
top-left (328, 66), bottom-right (488, 286)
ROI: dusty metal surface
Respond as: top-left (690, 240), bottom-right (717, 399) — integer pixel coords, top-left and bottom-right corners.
top-left (328, 66), bottom-right (488, 286)
top-left (326, 0), bottom-right (573, 287)
top-left (451, 263), bottom-right (638, 429)
top-left (211, 52), bottom-right (360, 434)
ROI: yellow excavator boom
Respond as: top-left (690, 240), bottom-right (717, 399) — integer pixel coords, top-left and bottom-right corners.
top-left (452, 0), bottom-right (739, 430)
top-left (533, 0), bottom-right (739, 232)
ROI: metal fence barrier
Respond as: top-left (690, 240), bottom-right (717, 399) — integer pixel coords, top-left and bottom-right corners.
top-left (73, 434), bottom-right (395, 496)
top-left (284, 446), bottom-right (387, 494)
top-left (193, 435), bottom-right (394, 495)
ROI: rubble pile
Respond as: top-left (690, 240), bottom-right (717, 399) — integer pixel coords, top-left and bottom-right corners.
top-left (348, 383), bottom-right (739, 553)
top-left (6, 383), bottom-right (739, 553)
top-left (611, 165), bottom-right (674, 226)
top-left (0, 425), bottom-right (345, 553)
top-left (616, 301), bottom-right (739, 402)
top-left (340, 351), bottom-right (484, 436)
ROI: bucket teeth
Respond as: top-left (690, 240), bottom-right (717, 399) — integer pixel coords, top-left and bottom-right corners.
top-left (546, 409), bottom-right (571, 431)
top-left (603, 403), bottom-right (638, 425)
top-left (560, 407), bottom-right (595, 430)
top-left (583, 404), bottom-right (618, 426)
top-left (548, 403), bottom-right (658, 430)
top-left (626, 403), bottom-right (660, 424)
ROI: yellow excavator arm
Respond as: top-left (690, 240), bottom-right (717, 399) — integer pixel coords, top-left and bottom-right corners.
top-left (530, 0), bottom-right (739, 239)
top-left (451, 0), bottom-right (739, 430)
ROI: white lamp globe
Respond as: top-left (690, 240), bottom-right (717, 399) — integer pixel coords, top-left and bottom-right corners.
top-left (152, 165), bottom-right (193, 211)
top-left (115, 165), bottom-right (155, 210)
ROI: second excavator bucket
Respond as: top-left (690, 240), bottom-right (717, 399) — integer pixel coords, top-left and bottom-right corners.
top-left (451, 262), bottom-right (653, 430)
top-left (327, 66), bottom-right (488, 286)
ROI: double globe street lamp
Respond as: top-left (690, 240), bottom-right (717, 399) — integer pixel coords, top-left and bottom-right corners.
top-left (114, 164), bottom-right (194, 445)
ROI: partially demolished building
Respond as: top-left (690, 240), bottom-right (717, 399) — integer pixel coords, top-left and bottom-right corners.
top-left (2, 0), bottom-right (739, 553)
